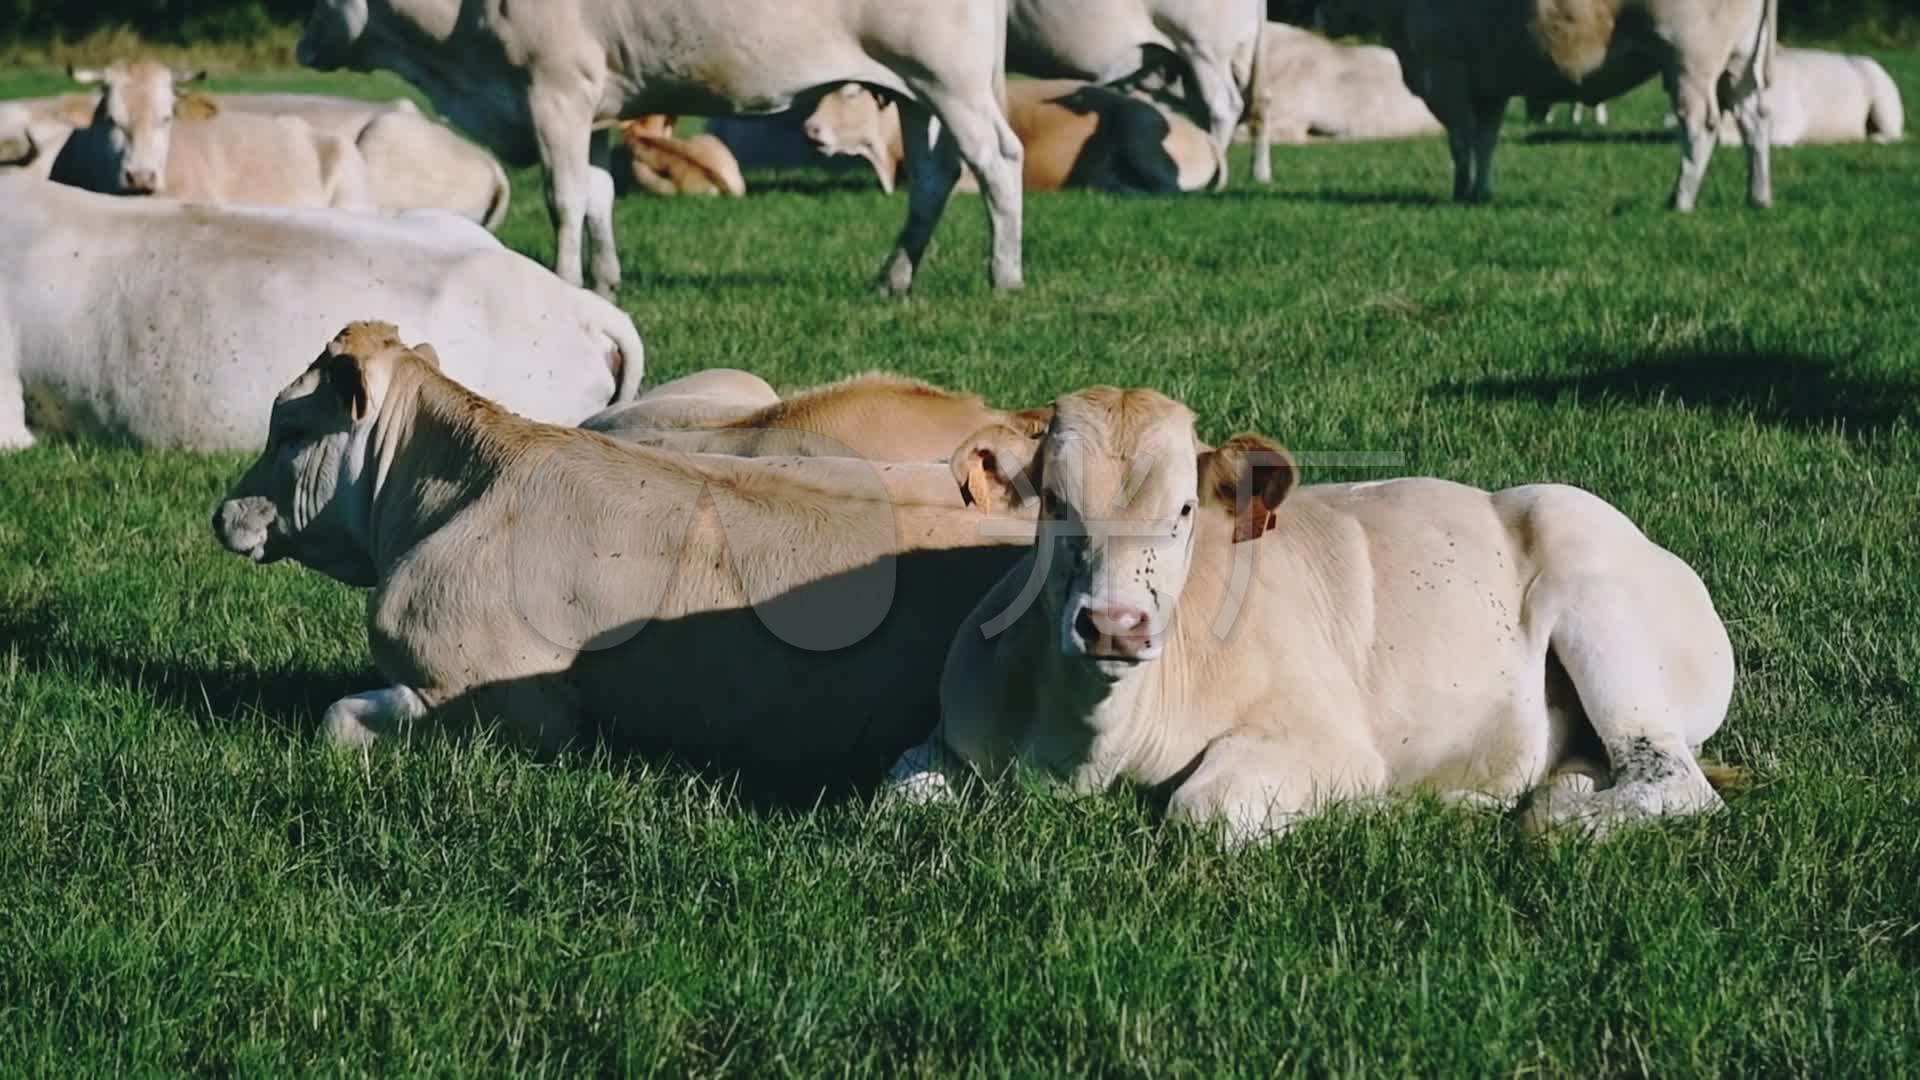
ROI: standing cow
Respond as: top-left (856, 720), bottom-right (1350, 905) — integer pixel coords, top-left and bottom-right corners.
top-left (1313, 0), bottom-right (1779, 210)
top-left (1007, 0), bottom-right (1265, 187)
top-left (297, 0), bottom-right (1024, 296)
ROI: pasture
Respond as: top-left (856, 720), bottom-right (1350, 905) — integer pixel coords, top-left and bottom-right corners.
top-left (2, 58), bottom-right (1918, 1072)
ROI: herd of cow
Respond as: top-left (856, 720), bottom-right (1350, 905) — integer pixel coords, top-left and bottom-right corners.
top-left (2, 0), bottom-right (1905, 844)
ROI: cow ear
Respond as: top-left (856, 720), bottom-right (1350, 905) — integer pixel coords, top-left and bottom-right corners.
top-left (174, 68), bottom-right (208, 85)
top-left (68, 66), bottom-right (105, 85)
top-left (1198, 434), bottom-right (1298, 543)
top-left (951, 421), bottom-right (1045, 513)
top-left (0, 133), bottom-right (32, 166)
top-left (175, 93), bottom-right (218, 121)
top-left (409, 342), bottom-right (442, 371)
top-left (1007, 405), bottom-right (1054, 438)
top-left (323, 352), bottom-right (373, 424)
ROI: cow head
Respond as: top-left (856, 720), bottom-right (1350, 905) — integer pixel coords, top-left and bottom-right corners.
top-left (952, 389), bottom-right (1296, 670)
top-left (802, 84), bottom-right (900, 194)
top-left (69, 60), bottom-right (209, 194)
top-left (213, 321), bottom-right (440, 588)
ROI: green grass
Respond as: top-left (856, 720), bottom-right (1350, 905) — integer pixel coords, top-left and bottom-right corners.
top-left (3, 56), bottom-right (1919, 1073)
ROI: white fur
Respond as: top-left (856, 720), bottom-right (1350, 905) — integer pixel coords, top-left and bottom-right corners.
top-left (0, 177), bottom-right (642, 451)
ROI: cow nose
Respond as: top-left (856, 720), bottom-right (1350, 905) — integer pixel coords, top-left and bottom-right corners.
top-left (1073, 602), bottom-right (1152, 656)
top-left (123, 168), bottom-right (158, 193)
top-left (803, 120), bottom-right (824, 143)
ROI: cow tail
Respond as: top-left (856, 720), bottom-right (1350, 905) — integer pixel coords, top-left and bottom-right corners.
top-left (482, 155), bottom-right (512, 231)
top-left (1757, 0), bottom-right (1777, 94)
top-left (607, 318), bottom-right (646, 404)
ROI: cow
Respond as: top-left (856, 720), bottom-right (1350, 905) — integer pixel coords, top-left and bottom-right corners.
top-left (211, 323), bottom-right (1037, 789)
top-left (0, 93), bottom-right (95, 177)
top-left (887, 387), bottom-right (1738, 845)
top-left (296, 0), bottom-right (1024, 297)
top-left (803, 80), bottom-right (1218, 195)
top-left (586, 371), bottom-right (1052, 462)
top-left (54, 60), bottom-right (375, 211)
top-left (1007, 0), bottom-right (1265, 187)
top-left (0, 177), bottom-right (641, 452)
top-left (1244, 22), bottom-right (1441, 181)
top-left (1312, 0), bottom-right (1780, 210)
top-left (215, 92), bottom-right (513, 228)
top-left (1709, 47), bottom-right (1904, 146)
top-left (615, 116), bottom-right (748, 197)
top-left (594, 369), bottom-right (782, 432)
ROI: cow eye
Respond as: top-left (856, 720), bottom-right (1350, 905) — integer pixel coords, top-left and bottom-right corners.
top-left (1041, 490), bottom-right (1064, 516)
top-left (1179, 501), bottom-right (1195, 518)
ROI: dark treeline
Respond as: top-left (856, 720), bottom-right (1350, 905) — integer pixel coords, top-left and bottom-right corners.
top-left (2, 0), bottom-right (1916, 47)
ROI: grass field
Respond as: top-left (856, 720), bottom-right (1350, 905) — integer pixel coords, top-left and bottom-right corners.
top-left (3, 57), bottom-right (1919, 1073)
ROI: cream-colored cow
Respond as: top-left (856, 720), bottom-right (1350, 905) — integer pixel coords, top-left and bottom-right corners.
top-left (213, 323), bottom-right (1035, 784)
top-left (586, 371), bottom-right (1051, 462)
top-left (803, 80), bottom-right (1218, 195)
top-left (57, 60), bottom-right (373, 209)
top-left (892, 387), bottom-right (1737, 844)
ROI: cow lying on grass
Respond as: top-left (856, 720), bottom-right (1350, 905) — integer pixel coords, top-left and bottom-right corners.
top-left (586, 371), bottom-right (1051, 462)
top-left (0, 178), bottom-right (639, 451)
top-left (1714, 47), bottom-right (1903, 146)
top-left (213, 323), bottom-right (1035, 787)
top-left (1245, 22), bottom-right (1442, 182)
top-left (803, 81), bottom-right (1218, 195)
top-left (56, 60), bottom-right (374, 210)
top-left (891, 387), bottom-right (1739, 844)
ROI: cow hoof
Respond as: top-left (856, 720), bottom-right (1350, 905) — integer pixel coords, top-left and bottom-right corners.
top-left (0, 429), bottom-right (35, 452)
top-left (991, 274), bottom-right (1026, 293)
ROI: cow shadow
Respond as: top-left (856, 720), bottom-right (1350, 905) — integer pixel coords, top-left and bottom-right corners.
top-left (1, 540), bottom-right (1027, 810)
top-left (1237, 188), bottom-right (1449, 208)
top-left (0, 601), bottom-right (368, 741)
top-left (1519, 129), bottom-right (1674, 146)
top-left (1438, 347), bottom-right (1918, 441)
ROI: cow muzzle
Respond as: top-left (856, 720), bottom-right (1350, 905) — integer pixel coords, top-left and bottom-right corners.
top-left (120, 167), bottom-right (160, 194)
top-left (213, 497), bottom-right (280, 563)
top-left (1066, 597), bottom-right (1162, 663)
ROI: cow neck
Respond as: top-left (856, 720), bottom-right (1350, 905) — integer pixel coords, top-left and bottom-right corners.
top-left (364, 363), bottom-right (527, 576)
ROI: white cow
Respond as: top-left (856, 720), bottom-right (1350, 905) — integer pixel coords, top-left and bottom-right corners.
top-left (297, 0), bottom-right (1024, 296)
top-left (893, 388), bottom-right (1738, 845)
top-left (216, 93), bottom-right (513, 228)
top-left (55, 60), bottom-right (375, 210)
top-left (1712, 47), bottom-right (1904, 146)
top-left (1245, 22), bottom-right (1442, 181)
top-left (1314, 0), bottom-right (1779, 210)
top-left (1007, 0), bottom-right (1265, 187)
top-left (0, 177), bottom-right (642, 452)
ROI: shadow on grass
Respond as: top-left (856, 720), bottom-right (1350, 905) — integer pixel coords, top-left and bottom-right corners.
top-left (0, 602), bottom-right (368, 741)
top-left (1438, 347), bottom-right (1918, 440)
top-left (1519, 129), bottom-right (1675, 146)
top-left (1223, 187), bottom-right (1447, 207)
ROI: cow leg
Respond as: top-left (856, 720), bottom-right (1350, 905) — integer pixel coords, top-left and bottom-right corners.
top-left (1168, 730), bottom-right (1388, 848)
top-left (0, 341), bottom-right (31, 450)
top-left (321, 685), bottom-right (429, 748)
top-left (876, 100), bottom-right (958, 295)
top-left (586, 131), bottom-right (623, 292)
top-left (1726, 75), bottom-right (1774, 208)
top-left (1524, 583), bottom-right (1730, 837)
top-left (1666, 72), bottom-right (1720, 212)
top-left (1466, 96), bottom-right (1506, 203)
top-left (1249, 89), bottom-right (1274, 183)
top-left (1444, 119), bottom-right (1477, 202)
top-left (882, 739), bottom-right (969, 804)
top-left (528, 86), bottom-right (608, 293)
top-left (1183, 49), bottom-right (1243, 191)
